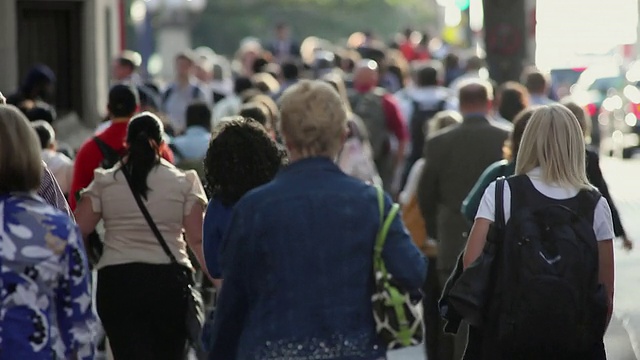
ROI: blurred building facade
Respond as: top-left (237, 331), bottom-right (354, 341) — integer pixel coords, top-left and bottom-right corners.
top-left (0, 0), bottom-right (122, 126)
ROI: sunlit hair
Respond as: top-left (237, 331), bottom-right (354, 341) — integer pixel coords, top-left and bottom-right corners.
top-left (515, 104), bottom-right (591, 189)
top-left (278, 80), bottom-right (347, 158)
top-left (428, 110), bottom-right (462, 135)
top-left (0, 105), bottom-right (43, 193)
top-left (321, 72), bottom-right (353, 114)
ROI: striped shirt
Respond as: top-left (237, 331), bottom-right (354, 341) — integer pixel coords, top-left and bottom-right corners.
top-left (39, 162), bottom-right (74, 219)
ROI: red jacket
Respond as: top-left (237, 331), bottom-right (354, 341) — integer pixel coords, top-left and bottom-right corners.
top-left (69, 120), bottom-right (174, 210)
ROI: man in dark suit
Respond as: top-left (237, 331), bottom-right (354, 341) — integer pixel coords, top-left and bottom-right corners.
top-left (417, 79), bottom-right (510, 360)
top-left (266, 23), bottom-right (301, 64)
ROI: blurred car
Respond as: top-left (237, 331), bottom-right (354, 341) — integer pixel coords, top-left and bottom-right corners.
top-left (598, 61), bottom-right (640, 158)
top-left (569, 62), bottom-right (626, 150)
top-left (550, 67), bottom-right (586, 100)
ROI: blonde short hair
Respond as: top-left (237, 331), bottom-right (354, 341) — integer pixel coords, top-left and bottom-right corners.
top-left (428, 110), bottom-right (462, 135)
top-left (0, 105), bottom-right (43, 193)
top-left (515, 104), bottom-right (591, 189)
top-left (278, 80), bottom-right (347, 158)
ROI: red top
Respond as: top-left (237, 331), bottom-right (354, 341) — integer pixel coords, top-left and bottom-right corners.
top-left (354, 85), bottom-right (409, 142)
top-left (69, 121), bottom-right (174, 210)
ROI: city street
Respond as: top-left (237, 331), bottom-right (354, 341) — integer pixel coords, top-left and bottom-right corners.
top-left (389, 156), bottom-right (640, 360)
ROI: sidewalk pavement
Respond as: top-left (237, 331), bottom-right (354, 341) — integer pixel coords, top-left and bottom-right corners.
top-left (386, 318), bottom-right (637, 360)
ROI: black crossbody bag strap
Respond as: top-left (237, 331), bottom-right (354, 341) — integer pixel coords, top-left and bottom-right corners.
top-left (121, 165), bottom-right (177, 264)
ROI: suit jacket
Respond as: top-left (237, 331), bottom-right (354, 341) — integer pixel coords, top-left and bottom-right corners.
top-left (417, 114), bottom-right (509, 271)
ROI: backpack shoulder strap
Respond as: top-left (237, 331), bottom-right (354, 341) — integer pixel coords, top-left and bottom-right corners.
top-left (168, 142), bottom-right (183, 160)
top-left (191, 85), bottom-right (200, 99)
top-left (93, 136), bottom-right (117, 159)
top-left (162, 85), bottom-right (175, 105)
top-left (495, 177), bottom-right (506, 229)
top-left (576, 187), bottom-right (602, 221)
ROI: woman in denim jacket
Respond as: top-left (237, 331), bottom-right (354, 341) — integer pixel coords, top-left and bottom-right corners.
top-left (207, 80), bottom-right (426, 360)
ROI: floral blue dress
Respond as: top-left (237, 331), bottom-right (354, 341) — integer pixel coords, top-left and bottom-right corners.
top-left (0, 194), bottom-right (96, 359)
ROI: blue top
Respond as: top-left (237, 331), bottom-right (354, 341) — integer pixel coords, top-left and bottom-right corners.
top-left (202, 198), bottom-right (233, 279)
top-left (461, 159), bottom-right (515, 223)
top-left (171, 126), bottom-right (212, 162)
top-left (0, 194), bottom-right (95, 360)
top-left (207, 157), bottom-right (426, 359)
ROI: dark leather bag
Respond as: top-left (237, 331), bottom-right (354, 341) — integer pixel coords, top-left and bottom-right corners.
top-left (448, 178), bottom-right (505, 327)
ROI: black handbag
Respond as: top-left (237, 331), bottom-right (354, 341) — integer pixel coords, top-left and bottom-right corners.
top-left (448, 177), bottom-right (505, 327)
top-left (121, 166), bottom-right (205, 351)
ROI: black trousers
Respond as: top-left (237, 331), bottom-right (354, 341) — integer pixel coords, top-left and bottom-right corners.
top-left (97, 263), bottom-right (188, 360)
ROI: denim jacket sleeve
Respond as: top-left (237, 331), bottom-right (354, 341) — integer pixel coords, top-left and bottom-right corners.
top-left (208, 207), bottom-right (250, 359)
top-left (381, 193), bottom-right (427, 290)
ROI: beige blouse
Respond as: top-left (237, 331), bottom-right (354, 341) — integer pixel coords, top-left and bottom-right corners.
top-left (82, 159), bottom-right (207, 270)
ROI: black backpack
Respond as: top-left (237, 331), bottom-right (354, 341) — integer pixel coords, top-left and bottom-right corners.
top-left (490, 175), bottom-right (608, 355)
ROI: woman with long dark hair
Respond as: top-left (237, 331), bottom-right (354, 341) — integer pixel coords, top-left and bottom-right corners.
top-left (75, 112), bottom-right (208, 359)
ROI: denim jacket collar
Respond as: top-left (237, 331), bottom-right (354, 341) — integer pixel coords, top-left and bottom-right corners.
top-left (280, 156), bottom-right (340, 175)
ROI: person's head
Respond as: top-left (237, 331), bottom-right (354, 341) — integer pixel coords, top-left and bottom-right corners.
top-left (321, 72), bottom-right (353, 114)
top-left (234, 76), bottom-right (255, 95)
top-left (458, 79), bottom-right (493, 115)
top-left (20, 64), bottom-right (56, 101)
top-left (504, 107), bottom-right (537, 161)
top-left (0, 105), bottom-right (42, 193)
top-left (239, 102), bottom-right (270, 128)
top-left (112, 51), bottom-right (141, 81)
top-left (107, 84), bottom-right (139, 119)
top-left (415, 62), bottom-right (441, 87)
top-left (465, 55), bottom-right (484, 72)
top-left (275, 22), bottom-right (290, 40)
top-left (561, 100), bottom-right (591, 140)
top-left (31, 120), bottom-right (56, 150)
top-left (25, 106), bottom-right (56, 124)
top-left (281, 61), bottom-right (300, 82)
top-left (175, 51), bottom-right (196, 80)
top-left (515, 104), bottom-right (590, 189)
top-left (524, 70), bottom-right (549, 95)
top-left (204, 117), bottom-right (285, 206)
top-left (123, 112), bottom-right (165, 199)
top-left (428, 110), bottom-right (462, 135)
top-left (252, 72), bottom-right (280, 95)
top-left (444, 53), bottom-right (460, 69)
top-left (278, 80), bottom-right (348, 160)
top-left (353, 59), bottom-right (379, 89)
top-left (186, 102), bottom-right (212, 132)
top-left (195, 57), bottom-right (214, 83)
top-left (243, 94), bottom-right (279, 138)
top-left (497, 81), bottom-right (530, 122)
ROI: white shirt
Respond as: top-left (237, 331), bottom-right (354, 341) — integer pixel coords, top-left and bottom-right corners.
top-left (476, 168), bottom-right (614, 241)
top-left (41, 149), bottom-right (74, 195)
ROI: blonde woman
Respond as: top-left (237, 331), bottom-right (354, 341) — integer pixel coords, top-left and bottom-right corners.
top-left (207, 80), bottom-right (425, 359)
top-left (462, 104), bottom-right (614, 359)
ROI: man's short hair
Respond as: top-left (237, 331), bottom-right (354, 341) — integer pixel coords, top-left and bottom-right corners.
top-left (32, 120), bottom-right (56, 149)
top-left (108, 84), bottom-right (139, 118)
top-left (281, 62), bottom-right (300, 81)
top-left (415, 63), bottom-right (440, 87)
top-left (524, 70), bottom-right (548, 94)
top-left (186, 102), bottom-right (212, 131)
top-left (176, 50), bottom-right (197, 64)
top-left (116, 50), bottom-right (142, 70)
top-left (239, 103), bottom-right (269, 128)
top-left (234, 77), bottom-right (255, 95)
top-left (458, 79), bottom-right (493, 106)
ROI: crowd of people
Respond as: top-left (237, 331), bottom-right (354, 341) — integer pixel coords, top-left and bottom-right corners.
top-left (0, 23), bottom-right (635, 360)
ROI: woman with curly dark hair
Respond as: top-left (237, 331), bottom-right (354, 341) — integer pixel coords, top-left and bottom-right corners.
top-left (202, 116), bottom-right (285, 287)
